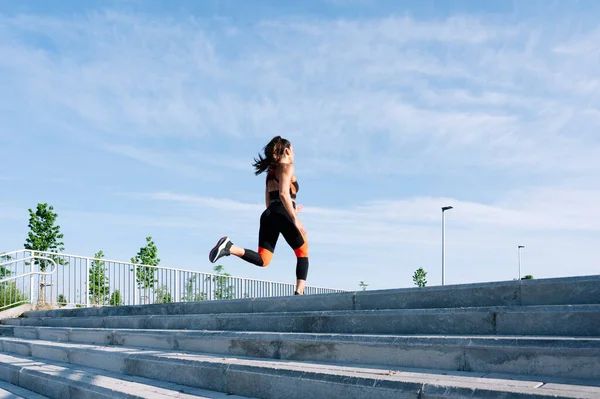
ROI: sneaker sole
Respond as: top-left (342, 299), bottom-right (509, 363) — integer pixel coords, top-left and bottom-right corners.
top-left (209, 236), bottom-right (229, 263)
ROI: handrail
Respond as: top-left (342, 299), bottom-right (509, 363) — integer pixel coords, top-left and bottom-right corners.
top-left (0, 255), bottom-right (59, 284)
top-left (0, 250), bottom-right (347, 308)
top-left (0, 249), bottom-right (31, 258)
top-left (13, 249), bottom-right (344, 291)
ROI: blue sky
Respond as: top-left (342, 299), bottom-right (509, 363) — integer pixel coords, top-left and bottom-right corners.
top-left (1, 0), bottom-right (599, 291)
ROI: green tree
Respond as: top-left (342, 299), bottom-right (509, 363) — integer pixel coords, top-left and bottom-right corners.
top-left (23, 203), bottom-right (67, 304)
top-left (0, 253), bottom-right (28, 310)
top-left (0, 282), bottom-right (28, 310)
top-left (131, 237), bottom-right (159, 290)
top-left (109, 290), bottom-right (123, 306)
top-left (213, 265), bottom-right (234, 300)
top-left (0, 253), bottom-right (12, 278)
top-left (413, 267), bottom-right (427, 288)
top-left (57, 294), bottom-right (67, 307)
top-left (521, 275), bottom-right (534, 280)
top-left (89, 250), bottom-right (110, 305)
top-left (359, 281), bottom-right (368, 291)
top-left (154, 285), bottom-right (173, 304)
top-left (23, 203), bottom-right (66, 271)
top-left (181, 275), bottom-right (207, 302)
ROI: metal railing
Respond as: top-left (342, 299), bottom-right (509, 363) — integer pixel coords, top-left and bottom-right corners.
top-left (0, 251), bottom-right (60, 310)
top-left (0, 250), bottom-right (346, 309)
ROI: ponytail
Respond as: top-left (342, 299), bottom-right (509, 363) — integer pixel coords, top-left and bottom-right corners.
top-left (252, 136), bottom-right (291, 175)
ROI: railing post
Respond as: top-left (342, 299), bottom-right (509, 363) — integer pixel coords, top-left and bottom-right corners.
top-left (85, 258), bottom-right (90, 308)
top-left (133, 265), bottom-right (137, 306)
top-left (175, 271), bottom-right (180, 302)
top-left (30, 251), bottom-right (35, 305)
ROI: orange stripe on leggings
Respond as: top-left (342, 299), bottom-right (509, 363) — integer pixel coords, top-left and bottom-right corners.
top-left (258, 247), bottom-right (273, 267)
top-left (293, 241), bottom-right (308, 258)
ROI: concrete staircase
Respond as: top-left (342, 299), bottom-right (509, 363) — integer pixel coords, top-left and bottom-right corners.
top-left (0, 380), bottom-right (48, 398)
top-left (0, 275), bottom-right (599, 398)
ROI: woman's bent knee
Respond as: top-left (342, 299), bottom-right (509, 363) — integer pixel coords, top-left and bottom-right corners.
top-left (258, 247), bottom-right (273, 267)
top-left (293, 241), bottom-right (308, 258)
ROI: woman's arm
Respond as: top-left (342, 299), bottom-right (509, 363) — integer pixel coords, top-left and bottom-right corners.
top-left (278, 164), bottom-right (297, 220)
top-left (278, 164), bottom-right (307, 235)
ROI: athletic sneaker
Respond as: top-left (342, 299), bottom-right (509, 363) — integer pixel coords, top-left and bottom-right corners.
top-left (209, 236), bottom-right (233, 263)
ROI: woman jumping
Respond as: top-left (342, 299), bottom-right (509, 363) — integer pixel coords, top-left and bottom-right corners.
top-left (208, 136), bottom-right (309, 295)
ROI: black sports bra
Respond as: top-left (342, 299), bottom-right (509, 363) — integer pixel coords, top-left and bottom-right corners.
top-left (266, 169), bottom-right (299, 207)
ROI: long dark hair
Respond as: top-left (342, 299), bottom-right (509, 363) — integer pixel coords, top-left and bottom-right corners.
top-left (252, 136), bottom-right (291, 175)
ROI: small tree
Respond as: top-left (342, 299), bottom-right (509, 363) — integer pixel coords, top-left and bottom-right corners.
top-left (359, 281), bottom-right (368, 291)
top-left (413, 267), bottom-right (427, 288)
top-left (213, 265), bottom-right (234, 300)
top-left (24, 203), bottom-right (66, 271)
top-left (89, 250), bottom-right (110, 305)
top-left (154, 285), bottom-right (173, 304)
top-left (131, 236), bottom-right (159, 290)
top-left (182, 275), bottom-right (206, 302)
top-left (23, 203), bottom-right (67, 304)
top-left (521, 275), bottom-right (534, 280)
top-left (109, 290), bottom-right (123, 306)
top-left (0, 282), bottom-right (28, 310)
top-left (57, 294), bottom-right (67, 307)
top-left (0, 253), bottom-right (12, 278)
top-left (0, 253), bottom-right (27, 310)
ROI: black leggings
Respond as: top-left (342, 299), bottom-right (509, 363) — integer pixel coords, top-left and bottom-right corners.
top-left (240, 202), bottom-right (309, 280)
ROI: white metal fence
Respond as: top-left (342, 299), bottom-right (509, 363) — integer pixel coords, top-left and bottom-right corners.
top-left (0, 250), bottom-right (345, 310)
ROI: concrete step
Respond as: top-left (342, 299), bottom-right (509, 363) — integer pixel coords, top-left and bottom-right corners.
top-left (1, 326), bottom-right (599, 380)
top-left (5, 305), bottom-right (600, 336)
top-left (21, 275), bottom-right (600, 320)
top-left (0, 380), bottom-right (48, 399)
top-left (0, 352), bottom-right (251, 399)
top-left (1, 336), bottom-right (600, 398)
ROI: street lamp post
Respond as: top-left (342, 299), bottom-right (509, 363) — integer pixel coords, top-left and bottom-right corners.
top-left (518, 245), bottom-right (525, 280)
top-left (441, 206), bottom-right (453, 286)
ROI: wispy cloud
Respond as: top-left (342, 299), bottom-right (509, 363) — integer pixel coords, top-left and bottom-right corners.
top-left (142, 192), bottom-right (264, 213)
top-left (135, 187), bottom-right (600, 233)
top-left (553, 26), bottom-right (600, 55)
top-left (62, 209), bottom-right (204, 230)
top-left (2, 10), bottom-right (599, 179)
top-left (102, 144), bottom-right (207, 178)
